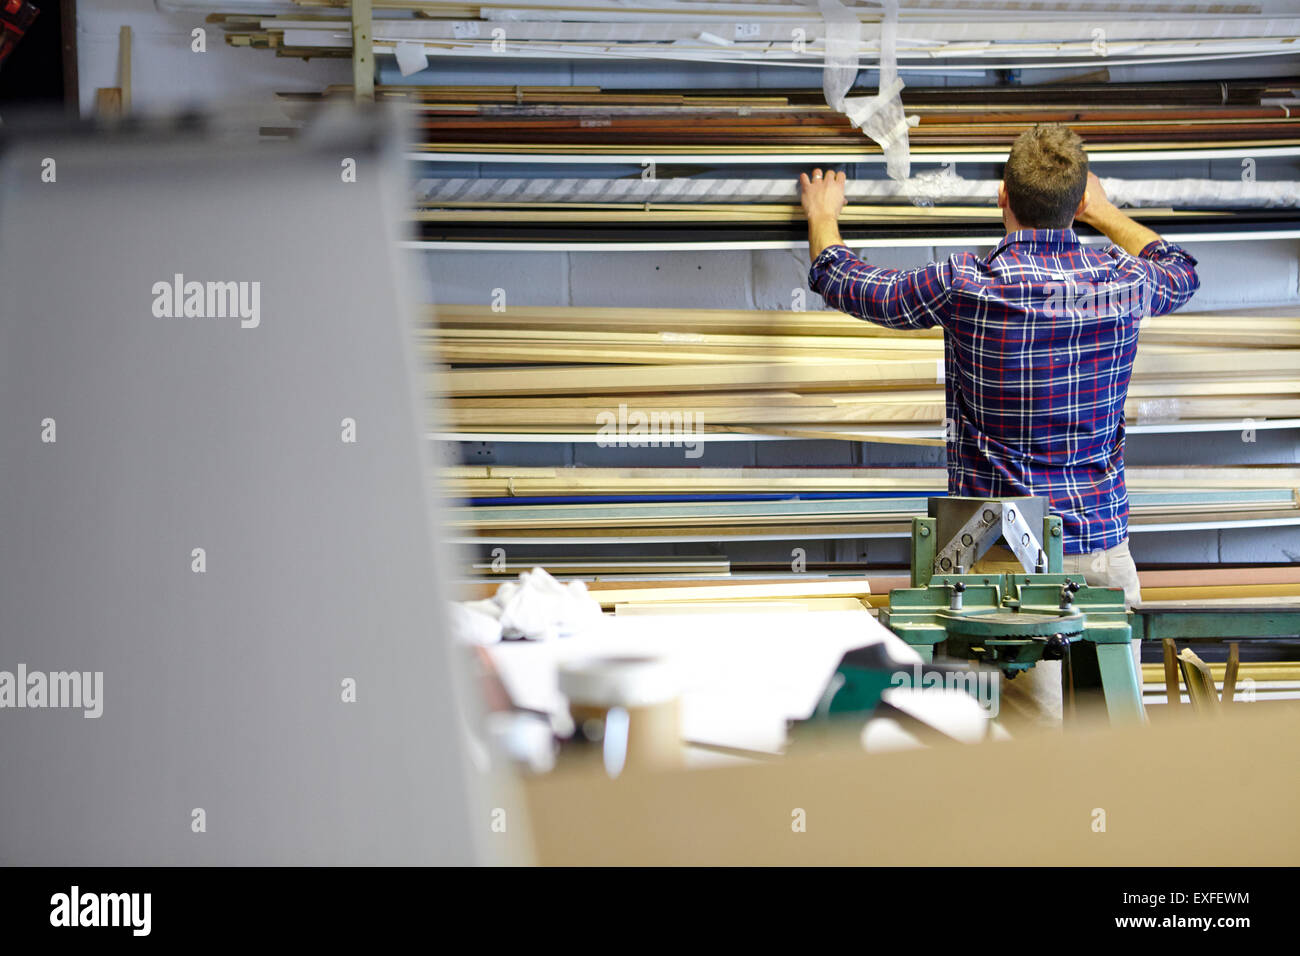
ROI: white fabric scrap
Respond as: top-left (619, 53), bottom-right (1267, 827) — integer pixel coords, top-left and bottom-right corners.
top-left (453, 567), bottom-right (603, 644)
top-left (449, 600), bottom-right (504, 646)
top-left (818, 0), bottom-right (915, 182)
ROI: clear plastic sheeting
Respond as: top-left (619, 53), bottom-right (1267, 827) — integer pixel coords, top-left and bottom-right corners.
top-left (818, 0), bottom-right (916, 182)
top-left (1106, 177), bottom-right (1300, 209)
top-left (415, 175), bottom-right (1300, 209)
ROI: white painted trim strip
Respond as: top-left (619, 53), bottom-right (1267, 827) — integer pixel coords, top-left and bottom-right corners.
top-left (404, 229), bottom-right (1300, 251)
top-left (407, 145), bottom-right (1300, 164)
top-left (431, 420), bottom-right (1300, 443)
top-left (1132, 517), bottom-right (1300, 532)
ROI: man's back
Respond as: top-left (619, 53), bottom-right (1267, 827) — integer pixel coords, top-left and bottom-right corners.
top-left (942, 228), bottom-right (1198, 551)
top-left (808, 226), bottom-right (1199, 554)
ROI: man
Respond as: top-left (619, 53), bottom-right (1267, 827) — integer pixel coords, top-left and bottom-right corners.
top-left (800, 124), bottom-right (1200, 725)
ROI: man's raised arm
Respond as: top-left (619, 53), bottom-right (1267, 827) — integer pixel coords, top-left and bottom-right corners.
top-left (799, 168), bottom-right (953, 331)
top-left (1077, 170), bottom-right (1200, 317)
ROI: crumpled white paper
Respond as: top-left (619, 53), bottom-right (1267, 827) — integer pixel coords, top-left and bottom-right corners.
top-left (449, 600), bottom-right (505, 646)
top-left (450, 567), bottom-right (604, 644)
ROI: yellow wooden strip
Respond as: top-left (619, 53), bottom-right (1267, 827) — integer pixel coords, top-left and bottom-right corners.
top-left (591, 580), bottom-right (871, 608)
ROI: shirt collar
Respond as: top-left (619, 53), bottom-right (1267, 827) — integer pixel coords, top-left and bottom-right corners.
top-left (986, 228), bottom-right (1081, 262)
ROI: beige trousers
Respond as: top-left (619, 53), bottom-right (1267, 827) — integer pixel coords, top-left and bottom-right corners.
top-left (971, 538), bottom-right (1143, 731)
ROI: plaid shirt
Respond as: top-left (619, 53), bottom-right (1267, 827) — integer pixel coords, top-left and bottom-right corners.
top-left (808, 229), bottom-right (1200, 554)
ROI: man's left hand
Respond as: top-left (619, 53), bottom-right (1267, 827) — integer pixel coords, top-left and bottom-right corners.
top-left (800, 168), bottom-right (847, 222)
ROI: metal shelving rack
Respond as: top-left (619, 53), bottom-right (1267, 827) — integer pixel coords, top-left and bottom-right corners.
top-left (319, 6), bottom-right (1300, 562)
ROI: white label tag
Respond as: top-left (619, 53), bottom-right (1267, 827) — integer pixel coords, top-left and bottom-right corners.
top-left (452, 21), bottom-right (481, 39)
top-left (394, 41), bottom-right (429, 77)
top-left (734, 22), bottom-right (761, 40)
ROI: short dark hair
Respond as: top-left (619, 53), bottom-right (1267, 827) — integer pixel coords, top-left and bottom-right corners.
top-left (1003, 124), bottom-right (1089, 229)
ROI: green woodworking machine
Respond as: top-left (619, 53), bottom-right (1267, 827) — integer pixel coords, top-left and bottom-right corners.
top-left (807, 496), bottom-right (1300, 738)
top-left (880, 497), bottom-right (1142, 724)
top-left (830, 496), bottom-right (1145, 726)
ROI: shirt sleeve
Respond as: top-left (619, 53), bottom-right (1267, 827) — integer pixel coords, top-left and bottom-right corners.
top-left (1109, 239), bottom-right (1200, 318)
top-left (807, 243), bottom-right (953, 330)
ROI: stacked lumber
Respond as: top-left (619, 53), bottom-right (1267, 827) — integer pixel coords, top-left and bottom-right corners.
top-left (457, 565), bottom-right (1300, 605)
top-left (411, 201), bottom-right (1225, 229)
top-left (444, 466), bottom-right (1300, 498)
top-left (589, 579), bottom-right (875, 614)
top-left (574, 567), bottom-right (1300, 603)
top-left (427, 304), bottom-right (1300, 439)
top-left (433, 299), bottom-right (1300, 542)
top-left (575, 570), bottom-right (1300, 609)
top-left (260, 81), bottom-right (1300, 154)
top-left (446, 489), bottom-right (1300, 541)
top-left (254, 80), bottom-right (1300, 239)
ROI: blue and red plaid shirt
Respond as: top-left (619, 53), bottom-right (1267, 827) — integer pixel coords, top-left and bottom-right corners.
top-left (809, 229), bottom-right (1200, 554)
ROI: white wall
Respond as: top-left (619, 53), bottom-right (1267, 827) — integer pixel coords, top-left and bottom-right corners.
top-left (75, 0), bottom-right (348, 131)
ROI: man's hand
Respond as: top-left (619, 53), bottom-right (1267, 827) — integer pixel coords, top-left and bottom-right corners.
top-left (800, 168), bottom-right (847, 223)
top-left (1076, 171), bottom-right (1113, 226)
top-left (800, 168), bottom-right (847, 262)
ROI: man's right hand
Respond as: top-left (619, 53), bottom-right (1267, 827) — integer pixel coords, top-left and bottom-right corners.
top-left (1077, 171), bottom-right (1113, 226)
top-left (1075, 169), bottom-right (1162, 256)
